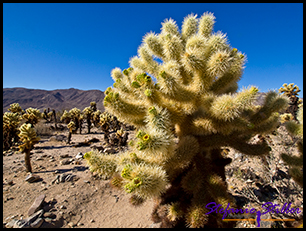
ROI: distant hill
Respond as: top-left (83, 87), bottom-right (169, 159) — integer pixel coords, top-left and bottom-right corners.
top-left (3, 87), bottom-right (105, 113)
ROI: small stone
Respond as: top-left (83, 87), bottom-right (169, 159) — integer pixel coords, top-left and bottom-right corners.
top-left (60, 205), bottom-right (67, 209)
top-left (28, 194), bottom-right (46, 216)
top-left (60, 153), bottom-right (70, 158)
top-left (5, 219), bottom-right (18, 228)
top-left (43, 212), bottom-right (56, 219)
top-left (103, 147), bottom-right (116, 154)
top-left (60, 159), bottom-right (71, 165)
top-left (75, 152), bottom-right (84, 159)
top-left (25, 173), bottom-right (41, 183)
top-left (30, 217), bottom-right (44, 228)
top-left (68, 222), bottom-right (75, 227)
top-left (77, 222), bottom-right (84, 226)
top-left (90, 219), bottom-right (95, 223)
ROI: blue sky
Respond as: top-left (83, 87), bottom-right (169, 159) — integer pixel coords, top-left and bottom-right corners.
top-left (3, 3), bottom-right (303, 96)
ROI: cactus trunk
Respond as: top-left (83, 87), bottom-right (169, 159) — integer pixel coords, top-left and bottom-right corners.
top-left (24, 149), bottom-right (32, 173)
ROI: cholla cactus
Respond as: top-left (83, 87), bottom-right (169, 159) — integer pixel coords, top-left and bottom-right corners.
top-left (83, 106), bottom-right (94, 134)
top-left (43, 108), bottom-right (52, 123)
top-left (99, 111), bottom-right (113, 144)
top-left (281, 105), bottom-right (303, 186)
top-left (69, 107), bottom-right (83, 134)
top-left (18, 123), bottom-right (40, 172)
top-left (279, 83), bottom-right (301, 120)
top-left (92, 110), bottom-right (102, 127)
top-left (60, 110), bottom-right (72, 123)
top-left (85, 13), bottom-right (288, 228)
top-left (61, 108), bottom-right (83, 134)
top-left (90, 101), bottom-right (97, 112)
top-left (22, 107), bottom-right (42, 127)
top-left (3, 112), bottom-right (22, 150)
top-left (8, 103), bottom-right (23, 114)
top-left (67, 121), bottom-right (76, 144)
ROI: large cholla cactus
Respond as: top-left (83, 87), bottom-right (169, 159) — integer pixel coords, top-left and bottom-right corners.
top-left (22, 107), bottom-right (42, 127)
top-left (85, 13), bottom-right (288, 228)
top-left (3, 112), bottom-right (22, 150)
top-left (281, 105), bottom-right (303, 186)
top-left (18, 123), bottom-right (40, 172)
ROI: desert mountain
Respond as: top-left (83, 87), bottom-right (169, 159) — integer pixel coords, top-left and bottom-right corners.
top-left (3, 87), bottom-right (105, 113)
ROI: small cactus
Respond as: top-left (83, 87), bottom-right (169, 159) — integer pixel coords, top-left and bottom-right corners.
top-left (18, 123), bottom-right (40, 172)
top-left (67, 121), bottom-right (76, 144)
top-left (83, 106), bottom-right (94, 134)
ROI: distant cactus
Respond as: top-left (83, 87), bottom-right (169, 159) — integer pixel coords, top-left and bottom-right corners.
top-left (67, 121), bottom-right (76, 144)
top-left (22, 107), bottom-right (42, 127)
top-left (69, 108), bottom-right (83, 134)
top-left (60, 110), bottom-right (72, 124)
top-left (92, 110), bottom-right (102, 127)
top-left (90, 101), bottom-right (97, 112)
top-left (60, 108), bottom-right (83, 134)
top-left (99, 112), bottom-right (113, 144)
top-left (83, 106), bottom-right (94, 134)
top-left (85, 12), bottom-right (288, 228)
top-left (3, 112), bottom-right (22, 150)
top-left (43, 108), bottom-right (52, 123)
top-left (281, 105), bottom-right (303, 186)
top-left (279, 83), bottom-right (301, 120)
top-left (18, 123), bottom-right (40, 172)
top-left (8, 103), bottom-right (23, 114)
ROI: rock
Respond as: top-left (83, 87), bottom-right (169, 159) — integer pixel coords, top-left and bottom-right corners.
top-left (68, 222), bottom-right (75, 227)
top-left (5, 219), bottom-right (19, 228)
top-left (30, 218), bottom-right (44, 228)
top-left (25, 173), bottom-right (41, 183)
top-left (103, 147), bottom-right (116, 154)
top-left (75, 152), bottom-right (84, 159)
top-left (14, 209), bottom-right (44, 228)
top-left (60, 153), bottom-right (70, 158)
top-left (60, 159), bottom-right (71, 165)
top-left (28, 194), bottom-right (46, 216)
top-left (43, 212), bottom-right (56, 219)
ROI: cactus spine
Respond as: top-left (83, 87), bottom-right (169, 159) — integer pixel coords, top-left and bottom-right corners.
top-left (85, 12), bottom-right (288, 228)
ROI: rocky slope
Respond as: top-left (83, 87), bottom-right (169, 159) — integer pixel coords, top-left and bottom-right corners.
top-left (3, 87), bottom-right (105, 113)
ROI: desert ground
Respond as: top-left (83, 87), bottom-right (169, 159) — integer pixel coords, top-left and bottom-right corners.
top-left (3, 121), bottom-right (303, 228)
